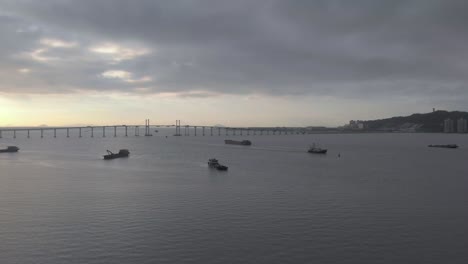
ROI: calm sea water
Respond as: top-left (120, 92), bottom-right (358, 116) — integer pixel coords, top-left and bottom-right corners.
top-left (1, 130), bottom-right (468, 264)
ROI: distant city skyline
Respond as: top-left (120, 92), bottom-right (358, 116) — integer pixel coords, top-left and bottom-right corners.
top-left (1, 1), bottom-right (467, 127)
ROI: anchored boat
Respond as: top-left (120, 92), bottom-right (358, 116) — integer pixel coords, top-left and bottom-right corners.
top-left (0, 146), bottom-right (19, 153)
top-left (103, 149), bottom-right (130, 160)
top-left (428, 144), bottom-right (458, 149)
top-left (308, 143), bottom-right (327, 154)
top-left (208, 158), bottom-right (229, 171)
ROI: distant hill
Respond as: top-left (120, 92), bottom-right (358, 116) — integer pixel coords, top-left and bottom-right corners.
top-left (363, 111), bottom-right (468, 132)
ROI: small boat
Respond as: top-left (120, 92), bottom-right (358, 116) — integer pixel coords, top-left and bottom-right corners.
top-left (308, 143), bottom-right (327, 154)
top-left (428, 144), bottom-right (458, 149)
top-left (208, 158), bottom-right (229, 171)
top-left (154, 130), bottom-right (159, 133)
top-left (225, 139), bottom-right (252, 146)
top-left (103, 149), bottom-right (130, 160)
top-left (0, 146), bottom-right (19, 153)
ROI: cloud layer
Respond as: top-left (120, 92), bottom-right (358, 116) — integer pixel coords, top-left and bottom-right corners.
top-left (1, 0), bottom-right (467, 101)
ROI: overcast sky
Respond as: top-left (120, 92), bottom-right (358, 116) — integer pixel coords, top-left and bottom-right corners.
top-left (0, 0), bottom-right (467, 126)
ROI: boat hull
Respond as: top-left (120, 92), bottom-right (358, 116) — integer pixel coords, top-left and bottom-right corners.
top-left (225, 140), bottom-right (252, 146)
top-left (308, 149), bottom-right (327, 154)
top-left (103, 153), bottom-right (129, 160)
top-left (216, 165), bottom-right (228, 171)
top-left (0, 146), bottom-right (19, 153)
top-left (428, 144), bottom-right (458, 149)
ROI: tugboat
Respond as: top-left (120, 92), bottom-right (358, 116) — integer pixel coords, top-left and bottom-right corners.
top-left (308, 143), bottom-right (327, 154)
top-left (103, 149), bottom-right (130, 160)
top-left (208, 158), bottom-right (229, 171)
top-left (0, 146), bottom-right (19, 153)
top-left (224, 140), bottom-right (252, 146)
top-left (428, 144), bottom-right (458, 149)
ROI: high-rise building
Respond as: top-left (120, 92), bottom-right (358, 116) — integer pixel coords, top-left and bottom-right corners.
top-left (457, 118), bottom-right (467, 133)
top-left (348, 120), bottom-right (365, 130)
top-left (444, 119), bottom-right (455, 133)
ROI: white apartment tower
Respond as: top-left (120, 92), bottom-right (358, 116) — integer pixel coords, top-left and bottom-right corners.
top-left (457, 118), bottom-right (467, 133)
top-left (444, 119), bottom-right (455, 133)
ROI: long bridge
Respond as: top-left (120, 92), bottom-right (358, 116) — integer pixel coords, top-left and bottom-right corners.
top-left (0, 119), bottom-right (314, 139)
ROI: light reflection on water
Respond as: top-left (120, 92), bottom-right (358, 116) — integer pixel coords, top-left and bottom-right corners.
top-left (1, 132), bottom-right (468, 264)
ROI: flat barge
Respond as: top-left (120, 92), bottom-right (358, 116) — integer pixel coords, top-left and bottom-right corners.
top-left (428, 144), bottom-right (458, 149)
top-left (0, 146), bottom-right (19, 153)
top-left (225, 140), bottom-right (252, 146)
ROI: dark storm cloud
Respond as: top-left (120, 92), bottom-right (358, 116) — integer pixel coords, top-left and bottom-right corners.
top-left (0, 0), bottom-right (467, 99)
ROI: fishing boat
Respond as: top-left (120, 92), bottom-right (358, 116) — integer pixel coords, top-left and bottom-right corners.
top-left (208, 158), bottom-right (229, 171)
top-left (103, 149), bottom-right (130, 160)
top-left (0, 146), bottom-right (19, 153)
top-left (308, 143), bottom-right (327, 154)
